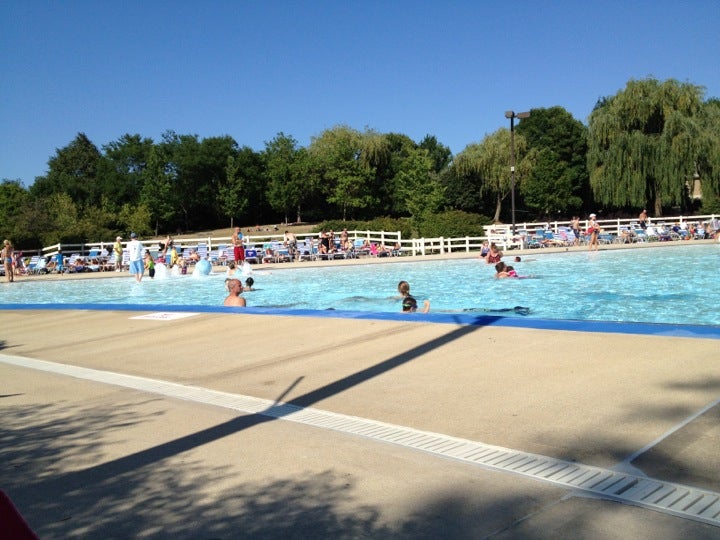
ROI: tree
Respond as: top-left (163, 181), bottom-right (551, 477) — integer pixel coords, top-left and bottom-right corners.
top-left (265, 133), bottom-right (319, 224)
top-left (31, 133), bottom-right (103, 208)
top-left (519, 148), bottom-right (580, 217)
top-left (0, 180), bottom-right (31, 245)
top-left (587, 77), bottom-right (708, 216)
top-left (140, 146), bottom-right (176, 234)
top-left (418, 135), bottom-right (452, 173)
top-left (41, 193), bottom-right (82, 245)
top-left (101, 133), bottom-right (155, 208)
top-left (453, 129), bottom-right (532, 223)
top-left (309, 126), bottom-right (375, 221)
top-left (118, 203), bottom-right (153, 237)
top-left (697, 98), bottom-right (720, 206)
top-left (395, 148), bottom-right (445, 234)
top-left (516, 107), bottom-right (588, 217)
top-left (218, 154), bottom-right (248, 228)
top-left (154, 132), bottom-right (237, 231)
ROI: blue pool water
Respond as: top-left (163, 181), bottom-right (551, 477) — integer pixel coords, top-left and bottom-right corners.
top-left (1, 244), bottom-right (719, 326)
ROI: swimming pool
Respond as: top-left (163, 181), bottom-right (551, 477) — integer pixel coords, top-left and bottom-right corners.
top-left (1, 244), bottom-right (718, 327)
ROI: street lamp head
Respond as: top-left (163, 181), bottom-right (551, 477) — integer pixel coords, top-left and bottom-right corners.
top-left (516, 111), bottom-right (531, 119)
top-left (504, 110), bottom-right (515, 119)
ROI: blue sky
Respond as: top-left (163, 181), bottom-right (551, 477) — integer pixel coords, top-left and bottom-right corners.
top-left (2, 1), bottom-right (718, 186)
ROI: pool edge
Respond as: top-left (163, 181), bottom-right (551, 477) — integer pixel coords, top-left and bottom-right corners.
top-left (1, 303), bottom-right (718, 340)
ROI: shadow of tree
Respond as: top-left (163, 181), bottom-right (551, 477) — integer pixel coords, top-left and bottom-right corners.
top-left (5, 325), bottom-right (718, 537)
top-left (528, 374), bottom-right (720, 494)
top-left (1, 398), bottom-right (539, 539)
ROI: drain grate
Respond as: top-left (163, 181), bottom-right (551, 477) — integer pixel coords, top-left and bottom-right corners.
top-left (3, 353), bottom-right (719, 528)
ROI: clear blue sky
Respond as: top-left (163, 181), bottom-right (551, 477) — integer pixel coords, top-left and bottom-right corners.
top-left (2, 0), bottom-right (718, 186)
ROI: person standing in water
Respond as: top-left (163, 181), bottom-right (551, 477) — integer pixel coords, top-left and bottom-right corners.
top-left (397, 280), bottom-right (430, 313)
top-left (223, 278), bottom-right (247, 306)
top-left (127, 232), bottom-right (144, 282)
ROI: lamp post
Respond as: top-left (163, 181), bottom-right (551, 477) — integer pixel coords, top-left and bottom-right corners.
top-left (504, 110), bottom-right (530, 235)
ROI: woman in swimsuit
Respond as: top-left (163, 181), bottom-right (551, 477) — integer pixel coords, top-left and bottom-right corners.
top-left (486, 243), bottom-right (503, 264)
top-left (2, 239), bottom-right (14, 283)
top-left (587, 214), bottom-right (601, 251)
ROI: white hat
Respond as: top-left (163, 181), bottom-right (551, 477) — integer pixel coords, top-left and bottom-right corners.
top-left (589, 213), bottom-right (596, 218)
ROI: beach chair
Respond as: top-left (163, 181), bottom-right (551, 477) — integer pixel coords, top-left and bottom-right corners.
top-left (290, 241), bottom-right (308, 262)
top-left (66, 254), bottom-right (85, 272)
top-left (261, 244), bottom-right (275, 264)
top-left (273, 242), bottom-right (292, 262)
top-left (32, 256), bottom-right (49, 275)
top-left (224, 247), bottom-right (236, 266)
top-left (86, 257), bottom-right (102, 272)
top-left (26, 255), bottom-right (40, 274)
top-left (244, 248), bottom-right (259, 264)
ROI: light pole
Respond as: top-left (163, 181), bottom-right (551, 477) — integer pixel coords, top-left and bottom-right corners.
top-left (505, 110), bottom-right (530, 235)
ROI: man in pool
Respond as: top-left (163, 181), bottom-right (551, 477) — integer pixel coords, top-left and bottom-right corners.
top-left (223, 278), bottom-right (246, 307)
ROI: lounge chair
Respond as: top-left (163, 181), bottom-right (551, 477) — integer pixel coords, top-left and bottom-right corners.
top-left (244, 248), bottom-right (259, 264)
top-left (273, 242), bottom-right (292, 262)
top-left (223, 247), bottom-right (236, 266)
top-left (261, 244), bottom-right (275, 264)
top-left (353, 239), bottom-right (371, 257)
top-left (26, 255), bottom-right (40, 274)
top-left (295, 241), bottom-right (314, 262)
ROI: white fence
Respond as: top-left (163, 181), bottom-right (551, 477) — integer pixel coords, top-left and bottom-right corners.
top-left (35, 214), bottom-right (720, 261)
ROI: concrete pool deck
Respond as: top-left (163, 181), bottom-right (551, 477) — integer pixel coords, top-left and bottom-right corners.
top-left (1, 241), bottom-right (719, 538)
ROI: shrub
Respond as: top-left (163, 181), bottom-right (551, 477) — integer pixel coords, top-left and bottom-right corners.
top-left (700, 195), bottom-right (720, 215)
top-left (417, 210), bottom-right (492, 238)
top-left (313, 217), bottom-right (413, 239)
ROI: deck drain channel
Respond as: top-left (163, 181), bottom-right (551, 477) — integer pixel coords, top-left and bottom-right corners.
top-left (3, 353), bottom-right (719, 529)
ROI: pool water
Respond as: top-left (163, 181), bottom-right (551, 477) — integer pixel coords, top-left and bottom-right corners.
top-left (2, 244), bottom-right (718, 326)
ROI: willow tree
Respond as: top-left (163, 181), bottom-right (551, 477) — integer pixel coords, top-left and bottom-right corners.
top-left (587, 78), bottom-right (708, 216)
top-left (696, 98), bottom-right (720, 205)
top-left (453, 129), bottom-right (532, 223)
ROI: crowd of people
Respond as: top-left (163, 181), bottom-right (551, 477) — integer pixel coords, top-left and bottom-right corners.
top-left (4, 212), bottom-right (718, 290)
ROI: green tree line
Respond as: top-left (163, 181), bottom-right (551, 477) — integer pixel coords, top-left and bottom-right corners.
top-left (2, 77), bottom-right (719, 249)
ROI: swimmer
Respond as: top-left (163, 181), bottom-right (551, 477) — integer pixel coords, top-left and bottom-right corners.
top-left (402, 295), bottom-right (430, 313)
top-left (223, 278), bottom-right (246, 307)
top-left (486, 243), bottom-right (503, 264)
top-left (500, 263), bottom-right (535, 279)
top-left (244, 276), bottom-right (255, 291)
top-left (226, 262), bottom-right (236, 276)
top-left (494, 262), bottom-right (510, 279)
top-left (397, 280), bottom-right (430, 313)
top-left (397, 280), bottom-right (411, 298)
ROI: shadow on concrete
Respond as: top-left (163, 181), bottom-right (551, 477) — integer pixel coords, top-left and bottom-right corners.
top-left (4, 324), bottom-right (544, 538)
top-left (525, 374), bottom-right (720, 495)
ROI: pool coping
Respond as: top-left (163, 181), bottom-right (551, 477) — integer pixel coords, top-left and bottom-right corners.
top-left (2, 303), bottom-right (719, 340)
